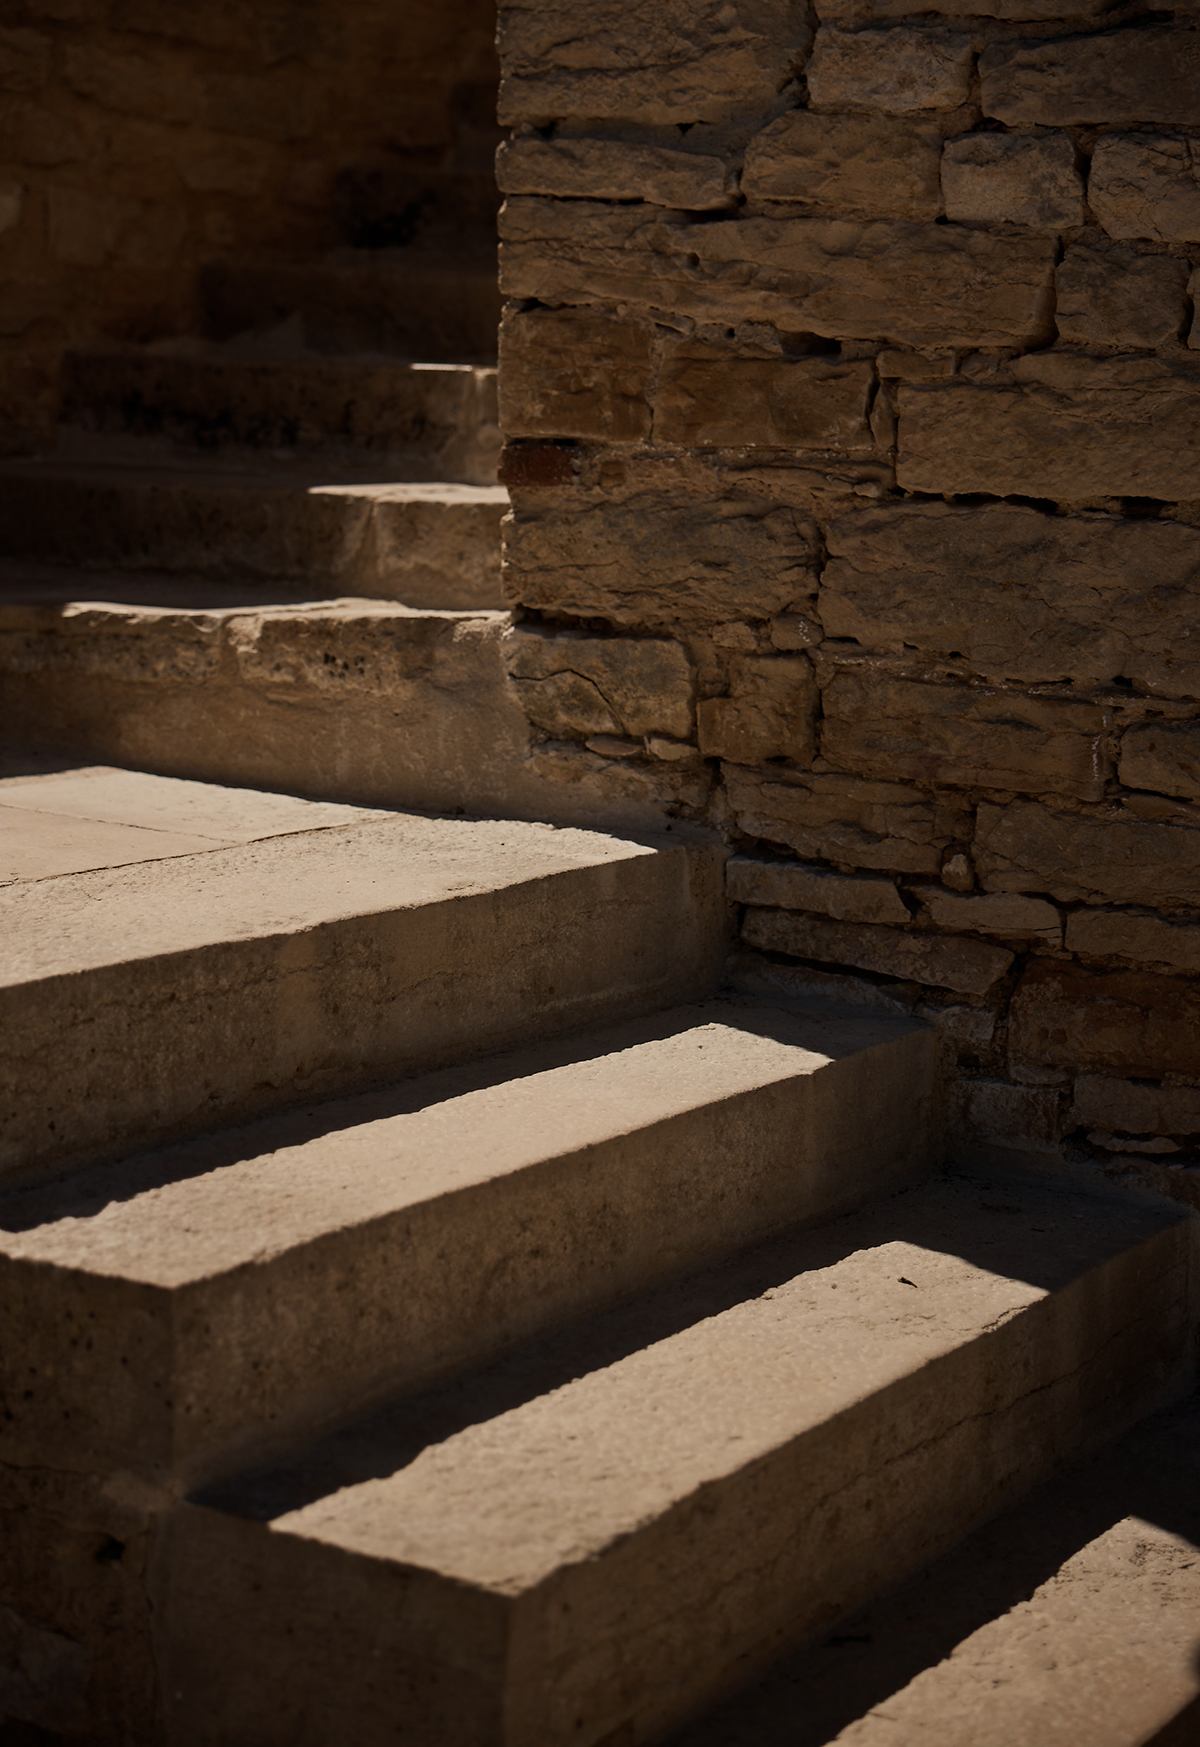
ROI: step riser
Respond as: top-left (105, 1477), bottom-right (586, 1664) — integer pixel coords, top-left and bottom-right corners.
top-left (0, 474), bottom-right (506, 607)
top-left (0, 1015), bottom-right (941, 1488)
top-left (158, 1212), bottom-right (1197, 1747)
top-left (1, 842), bottom-right (726, 1184)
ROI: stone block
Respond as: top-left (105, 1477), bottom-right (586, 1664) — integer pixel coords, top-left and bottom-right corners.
top-left (819, 501), bottom-right (1200, 695)
top-left (496, 0), bottom-right (812, 126)
top-left (743, 907), bottom-right (1014, 994)
top-left (807, 26), bottom-right (973, 113)
top-left (896, 355), bottom-right (1200, 500)
top-left (1055, 244), bottom-right (1189, 349)
top-left (1065, 909), bottom-right (1200, 973)
top-left (654, 348), bottom-right (875, 450)
top-left (1071, 1074), bottom-right (1200, 1136)
top-left (0, 27), bottom-right (49, 92)
top-left (820, 670), bottom-right (1112, 801)
top-left (499, 308), bottom-right (654, 443)
top-left (504, 626), bottom-right (694, 741)
top-left (1088, 134), bottom-right (1200, 246)
top-left (954, 1078), bottom-right (1063, 1147)
top-left (499, 198), bottom-right (1056, 350)
top-left (941, 131), bottom-right (1083, 230)
top-left (975, 799), bottom-right (1200, 908)
top-left (742, 111), bottom-right (942, 220)
top-left (503, 494), bottom-right (819, 631)
top-left (62, 43), bottom-right (199, 125)
top-left (817, 0), bottom-right (1113, 21)
top-left (724, 764), bottom-right (972, 873)
top-left (0, 181), bottom-right (22, 235)
top-left (496, 138), bottom-right (734, 210)
top-left (697, 655), bottom-right (817, 764)
top-left (727, 855), bottom-right (910, 924)
top-left (44, 187), bottom-right (131, 267)
top-left (980, 29), bottom-right (1200, 129)
top-left (1009, 960), bottom-right (1200, 1079)
top-left (1120, 720), bottom-right (1200, 801)
top-left (912, 886), bottom-right (1062, 942)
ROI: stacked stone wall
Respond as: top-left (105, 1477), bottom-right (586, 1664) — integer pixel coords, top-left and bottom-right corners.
top-left (0, 0), bottom-right (498, 448)
top-left (495, 0), bottom-right (1200, 1204)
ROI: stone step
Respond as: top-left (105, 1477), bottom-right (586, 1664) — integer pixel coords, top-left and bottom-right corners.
top-left (672, 1392), bottom-right (1200, 1747)
top-left (160, 1169), bottom-right (1196, 1747)
top-left (200, 250), bottom-right (503, 363)
top-left (0, 764), bottom-right (726, 1183)
top-left (0, 461), bottom-right (508, 608)
top-left (0, 997), bottom-right (939, 1490)
top-left (58, 349), bottom-right (501, 487)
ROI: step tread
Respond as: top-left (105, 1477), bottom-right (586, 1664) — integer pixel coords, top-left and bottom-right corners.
top-left (0, 561), bottom-right (504, 614)
top-left (0, 457), bottom-right (508, 503)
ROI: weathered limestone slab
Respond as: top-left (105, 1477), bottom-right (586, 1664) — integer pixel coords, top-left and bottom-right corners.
top-left (725, 764), bottom-right (972, 873)
top-left (654, 348), bottom-right (875, 449)
top-left (496, 0), bottom-right (812, 125)
top-left (496, 138), bottom-right (735, 210)
top-left (744, 906), bottom-right (1013, 992)
top-left (1064, 908), bottom-right (1200, 973)
top-left (980, 29), bottom-right (1200, 128)
top-left (807, 26), bottom-right (973, 113)
top-left (504, 626), bottom-right (694, 741)
top-left (1120, 720), bottom-right (1200, 801)
top-left (697, 655), bottom-right (816, 764)
top-left (742, 111), bottom-right (943, 220)
top-left (896, 355), bottom-right (1200, 500)
top-left (1088, 134), bottom-right (1200, 245)
top-left (912, 886), bottom-right (1062, 942)
top-left (975, 800), bottom-right (1200, 908)
top-left (502, 493), bottom-right (819, 631)
top-left (1072, 1075), bottom-right (1200, 1136)
top-left (498, 308), bottom-right (654, 443)
top-left (941, 131), bottom-right (1083, 230)
top-left (821, 670), bottom-right (1112, 801)
top-left (1055, 244), bottom-right (1190, 350)
top-left (727, 855), bottom-right (910, 924)
top-left (499, 199), bottom-right (1056, 350)
top-left (819, 502), bottom-right (1200, 696)
top-left (1009, 960), bottom-right (1200, 1078)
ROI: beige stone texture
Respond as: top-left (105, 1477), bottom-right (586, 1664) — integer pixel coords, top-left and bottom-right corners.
top-left (941, 131), bottom-right (1084, 230)
top-left (744, 906), bottom-right (1014, 992)
top-left (725, 764), bottom-right (973, 874)
top-left (1055, 244), bottom-right (1190, 350)
top-left (696, 655), bottom-right (817, 764)
top-left (654, 348), bottom-right (875, 450)
top-left (807, 26), bottom-right (973, 114)
top-left (496, 0), bottom-right (812, 125)
top-left (912, 886), bottom-right (1062, 942)
top-left (820, 501), bottom-right (1200, 696)
top-left (980, 29), bottom-right (1200, 128)
top-left (495, 137), bottom-right (734, 210)
top-left (820, 670), bottom-right (1112, 801)
top-left (975, 799), bottom-right (1200, 908)
top-left (1009, 960), bottom-right (1200, 1079)
top-left (503, 626), bottom-right (694, 742)
top-left (1088, 134), bottom-right (1200, 245)
top-left (742, 111), bottom-right (943, 221)
top-left (1065, 908), bottom-right (1200, 973)
top-left (1072, 1073), bottom-right (1200, 1135)
top-left (502, 492), bottom-right (819, 631)
top-left (727, 854), bottom-right (910, 924)
top-left (499, 199), bottom-right (1057, 350)
top-left (897, 355), bottom-right (1200, 500)
top-left (1120, 719), bottom-right (1200, 800)
top-left (498, 308), bottom-right (654, 443)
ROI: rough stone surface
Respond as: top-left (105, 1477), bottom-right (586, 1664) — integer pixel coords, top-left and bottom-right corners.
top-left (954, 1078), bottom-right (1064, 1149)
top-left (1055, 245), bottom-right (1190, 350)
top-left (696, 655), bottom-right (817, 764)
top-left (744, 906), bottom-right (1014, 992)
top-left (941, 131), bottom-right (1084, 230)
top-left (1072, 1074), bottom-right (1200, 1136)
top-left (503, 626), bottom-right (694, 741)
top-left (807, 27), bottom-right (974, 114)
top-left (817, 0), bottom-right (1113, 19)
top-left (975, 799), bottom-right (1200, 909)
top-left (1064, 908), bottom-right (1200, 973)
top-left (496, 138), bottom-right (734, 210)
top-left (654, 349), bottom-right (875, 450)
top-left (743, 111), bottom-right (942, 220)
top-left (912, 887), bottom-right (1062, 943)
top-left (1119, 719), bottom-right (1200, 800)
top-left (820, 670), bottom-right (1112, 801)
top-left (726, 764), bottom-right (971, 874)
top-left (499, 308), bottom-right (654, 443)
top-left (980, 29), bottom-right (1200, 129)
top-left (727, 856), bottom-right (910, 924)
top-left (1009, 960), bottom-right (1200, 1078)
top-left (1088, 134), bottom-right (1200, 245)
top-left (819, 501), bottom-right (1200, 696)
